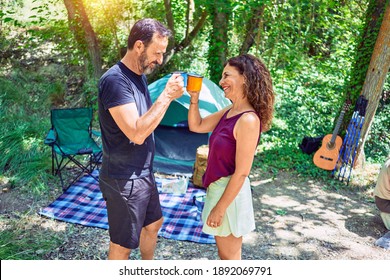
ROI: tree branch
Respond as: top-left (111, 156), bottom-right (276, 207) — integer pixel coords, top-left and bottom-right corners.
top-left (239, 4), bottom-right (265, 55)
top-left (176, 10), bottom-right (208, 52)
top-left (162, 9), bottom-right (208, 66)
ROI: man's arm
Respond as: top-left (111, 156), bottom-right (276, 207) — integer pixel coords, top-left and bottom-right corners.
top-left (109, 74), bottom-right (184, 145)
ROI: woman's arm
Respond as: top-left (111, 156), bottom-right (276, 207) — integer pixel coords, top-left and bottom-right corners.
top-left (187, 90), bottom-right (231, 133)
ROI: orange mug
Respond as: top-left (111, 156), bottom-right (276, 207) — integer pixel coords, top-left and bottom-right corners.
top-left (187, 73), bottom-right (203, 92)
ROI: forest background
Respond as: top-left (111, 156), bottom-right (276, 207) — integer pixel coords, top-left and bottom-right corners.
top-left (0, 0), bottom-right (389, 260)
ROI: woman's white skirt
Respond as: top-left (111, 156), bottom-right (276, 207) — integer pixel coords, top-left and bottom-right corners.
top-left (202, 176), bottom-right (255, 237)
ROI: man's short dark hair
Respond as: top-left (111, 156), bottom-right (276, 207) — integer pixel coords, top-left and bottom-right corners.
top-left (127, 18), bottom-right (172, 50)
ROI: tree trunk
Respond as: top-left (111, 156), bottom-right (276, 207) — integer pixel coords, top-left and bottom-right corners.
top-left (341, 0), bottom-right (388, 132)
top-left (184, 0), bottom-right (196, 38)
top-left (207, 0), bottom-right (230, 84)
top-left (355, 2), bottom-right (390, 166)
top-left (63, 0), bottom-right (103, 79)
top-left (164, 0), bottom-right (175, 39)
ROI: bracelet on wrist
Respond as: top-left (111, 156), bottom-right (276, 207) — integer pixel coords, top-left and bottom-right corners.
top-left (190, 101), bottom-right (199, 105)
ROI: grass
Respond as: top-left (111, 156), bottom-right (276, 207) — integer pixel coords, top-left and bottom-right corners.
top-left (0, 212), bottom-right (65, 260)
top-left (275, 209), bottom-right (287, 216)
top-left (0, 68), bottom-right (63, 195)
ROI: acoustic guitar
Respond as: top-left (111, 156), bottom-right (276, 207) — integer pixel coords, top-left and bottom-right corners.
top-left (313, 103), bottom-right (349, 170)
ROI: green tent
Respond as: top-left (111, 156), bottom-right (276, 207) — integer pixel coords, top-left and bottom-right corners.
top-left (148, 73), bottom-right (231, 174)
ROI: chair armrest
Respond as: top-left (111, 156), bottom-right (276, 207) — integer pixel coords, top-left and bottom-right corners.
top-left (44, 129), bottom-right (56, 145)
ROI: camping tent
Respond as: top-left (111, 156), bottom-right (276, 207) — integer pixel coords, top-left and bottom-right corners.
top-left (149, 73), bottom-right (231, 174)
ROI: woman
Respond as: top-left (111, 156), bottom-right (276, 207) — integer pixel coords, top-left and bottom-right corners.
top-left (374, 156), bottom-right (390, 230)
top-left (188, 54), bottom-right (275, 259)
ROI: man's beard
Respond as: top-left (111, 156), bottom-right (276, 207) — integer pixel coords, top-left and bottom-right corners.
top-left (139, 51), bottom-right (159, 75)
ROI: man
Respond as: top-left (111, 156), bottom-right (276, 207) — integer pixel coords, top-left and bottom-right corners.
top-left (374, 156), bottom-right (390, 230)
top-left (98, 18), bottom-right (184, 260)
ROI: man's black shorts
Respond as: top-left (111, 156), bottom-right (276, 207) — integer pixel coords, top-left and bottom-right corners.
top-left (99, 173), bottom-right (163, 249)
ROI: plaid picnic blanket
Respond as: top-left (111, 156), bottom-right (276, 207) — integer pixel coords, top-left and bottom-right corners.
top-left (157, 180), bottom-right (214, 244)
top-left (39, 171), bottom-right (215, 244)
top-left (39, 170), bottom-right (109, 229)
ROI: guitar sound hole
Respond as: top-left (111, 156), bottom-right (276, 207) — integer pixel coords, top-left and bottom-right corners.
top-left (320, 155), bottom-right (334, 162)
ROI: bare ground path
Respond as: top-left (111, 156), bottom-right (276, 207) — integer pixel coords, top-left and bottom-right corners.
top-left (0, 166), bottom-right (389, 260)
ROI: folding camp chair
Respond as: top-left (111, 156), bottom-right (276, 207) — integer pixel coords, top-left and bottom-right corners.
top-left (44, 107), bottom-right (102, 190)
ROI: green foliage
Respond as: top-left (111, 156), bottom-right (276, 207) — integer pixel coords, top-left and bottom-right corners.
top-left (365, 80), bottom-right (390, 162)
top-left (344, 1), bottom-right (385, 100)
top-left (252, 50), bottom-right (381, 182)
top-left (84, 0), bottom-right (140, 65)
top-left (0, 69), bottom-right (57, 194)
top-left (260, 1), bottom-right (365, 71)
top-left (82, 76), bottom-right (100, 122)
top-left (38, 21), bottom-right (84, 67)
top-left (163, 31), bottom-right (210, 77)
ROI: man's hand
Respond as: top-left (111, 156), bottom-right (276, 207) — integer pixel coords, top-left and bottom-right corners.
top-left (163, 73), bottom-right (185, 100)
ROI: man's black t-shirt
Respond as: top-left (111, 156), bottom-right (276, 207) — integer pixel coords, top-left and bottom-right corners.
top-left (98, 62), bottom-right (154, 179)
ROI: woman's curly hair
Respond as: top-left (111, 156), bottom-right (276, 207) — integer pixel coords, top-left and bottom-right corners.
top-left (225, 54), bottom-right (275, 132)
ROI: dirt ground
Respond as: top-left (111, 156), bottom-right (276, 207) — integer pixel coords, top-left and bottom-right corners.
top-left (0, 164), bottom-right (389, 260)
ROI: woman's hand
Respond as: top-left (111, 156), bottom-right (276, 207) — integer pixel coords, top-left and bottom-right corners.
top-left (187, 90), bottom-right (200, 103)
top-left (206, 205), bottom-right (226, 228)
